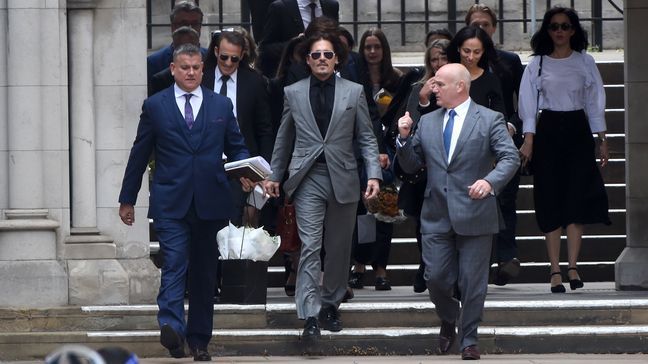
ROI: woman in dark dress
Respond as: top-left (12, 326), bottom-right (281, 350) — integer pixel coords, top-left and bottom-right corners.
top-left (447, 26), bottom-right (506, 116)
top-left (519, 7), bottom-right (610, 293)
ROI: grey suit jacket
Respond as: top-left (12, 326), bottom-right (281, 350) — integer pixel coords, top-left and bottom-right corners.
top-left (270, 76), bottom-right (381, 203)
top-left (397, 100), bottom-right (520, 236)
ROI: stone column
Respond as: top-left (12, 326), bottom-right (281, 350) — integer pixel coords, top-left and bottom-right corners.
top-left (0, 4), bottom-right (8, 212)
top-left (615, 0), bottom-right (648, 290)
top-left (66, 0), bottom-right (129, 305)
top-left (0, 1), bottom-right (67, 307)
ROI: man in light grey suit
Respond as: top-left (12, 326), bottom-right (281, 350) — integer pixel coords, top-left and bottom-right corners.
top-left (264, 31), bottom-right (381, 343)
top-left (396, 63), bottom-right (519, 360)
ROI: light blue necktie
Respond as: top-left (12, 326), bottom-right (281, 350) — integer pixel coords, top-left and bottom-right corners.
top-left (443, 109), bottom-right (456, 158)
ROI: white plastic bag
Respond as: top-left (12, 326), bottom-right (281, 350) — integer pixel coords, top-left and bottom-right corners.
top-left (217, 222), bottom-right (280, 261)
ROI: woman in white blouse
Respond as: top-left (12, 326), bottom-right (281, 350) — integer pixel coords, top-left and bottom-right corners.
top-left (518, 7), bottom-right (610, 294)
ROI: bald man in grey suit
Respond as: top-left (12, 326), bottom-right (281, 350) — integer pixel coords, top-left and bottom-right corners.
top-left (265, 32), bottom-right (380, 343)
top-left (396, 64), bottom-right (519, 360)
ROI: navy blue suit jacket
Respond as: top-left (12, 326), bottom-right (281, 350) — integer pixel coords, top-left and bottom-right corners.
top-left (119, 85), bottom-right (250, 220)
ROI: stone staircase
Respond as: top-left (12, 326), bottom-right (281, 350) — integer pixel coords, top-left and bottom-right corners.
top-left (2, 283), bottom-right (648, 360)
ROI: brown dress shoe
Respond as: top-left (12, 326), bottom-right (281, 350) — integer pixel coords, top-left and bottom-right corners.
top-left (438, 320), bottom-right (456, 354)
top-left (461, 345), bottom-right (481, 360)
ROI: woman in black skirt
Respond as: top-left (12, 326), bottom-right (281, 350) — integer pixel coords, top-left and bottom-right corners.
top-left (518, 7), bottom-right (610, 293)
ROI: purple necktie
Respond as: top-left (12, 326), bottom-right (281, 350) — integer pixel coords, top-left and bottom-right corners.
top-left (184, 93), bottom-right (194, 129)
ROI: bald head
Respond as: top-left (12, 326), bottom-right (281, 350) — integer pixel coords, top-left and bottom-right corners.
top-left (432, 63), bottom-right (471, 109)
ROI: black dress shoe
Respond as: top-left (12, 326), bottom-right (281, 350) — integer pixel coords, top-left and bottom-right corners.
top-left (190, 347), bottom-right (211, 361)
top-left (413, 264), bottom-right (427, 293)
top-left (438, 320), bottom-right (456, 354)
top-left (493, 258), bottom-right (520, 286)
top-left (160, 324), bottom-right (185, 358)
top-left (461, 345), bottom-right (481, 360)
top-left (374, 276), bottom-right (392, 291)
top-left (318, 304), bottom-right (342, 332)
top-left (301, 316), bottom-right (321, 342)
top-left (348, 271), bottom-right (364, 289)
top-left (341, 286), bottom-right (354, 302)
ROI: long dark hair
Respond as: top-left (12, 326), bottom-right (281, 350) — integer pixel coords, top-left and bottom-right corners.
top-left (358, 28), bottom-right (401, 92)
top-left (531, 7), bottom-right (588, 55)
top-left (447, 25), bottom-right (497, 71)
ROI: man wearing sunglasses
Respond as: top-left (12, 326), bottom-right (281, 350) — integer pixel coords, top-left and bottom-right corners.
top-left (202, 30), bottom-right (274, 226)
top-left (264, 32), bottom-right (381, 343)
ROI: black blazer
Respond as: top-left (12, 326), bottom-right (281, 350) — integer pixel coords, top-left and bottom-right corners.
top-left (494, 49), bottom-right (524, 145)
top-left (257, 0), bottom-right (339, 76)
top-left (202, 66), bottom-right (275, 162)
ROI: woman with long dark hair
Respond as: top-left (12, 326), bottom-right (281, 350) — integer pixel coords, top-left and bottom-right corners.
top-left (447, 25), bottom-right (505, 115)
top-left (518, 7), bottom-right (610, 293)
top-left (348, 28), bottom-right (403, 291)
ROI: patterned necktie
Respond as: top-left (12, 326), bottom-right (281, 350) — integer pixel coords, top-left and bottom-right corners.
top-left (308, 2), bottom-right (317, 23)
top-left (443, 109), bottom-right (456, 158)
top-left (184, 93), bottom-right (194, 129)
top-left (219, 75), bottom-right (230, 97)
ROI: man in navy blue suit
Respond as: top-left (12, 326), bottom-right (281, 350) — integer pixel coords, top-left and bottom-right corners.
top-left (119, 44), bottom-right (252, 361)
top-left (147, 1), bottom-right (206, 86)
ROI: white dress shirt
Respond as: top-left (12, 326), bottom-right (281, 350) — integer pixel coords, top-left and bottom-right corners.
top-left (518, 50), bottom-right (606, 134)
top-left (174, 83), bottom-right (203, 118)
top-left (298, 0), bottom-right (322, 29)
top-left (214, 67), bottom-right (238, 118)
top-left (444, 97), bottom-right (471, 163)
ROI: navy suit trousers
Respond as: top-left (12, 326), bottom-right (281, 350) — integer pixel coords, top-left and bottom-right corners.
top-left (154, 204), bottom-right (227, 349)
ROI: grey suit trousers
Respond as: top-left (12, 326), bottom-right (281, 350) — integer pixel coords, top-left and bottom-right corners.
top-left (422, 231), bottom-right (492, 351)
top-left (293, 163), bottom-right (358, 319)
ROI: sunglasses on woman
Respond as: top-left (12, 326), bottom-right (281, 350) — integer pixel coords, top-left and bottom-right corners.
top-left (219, 54), bottom-right (240, 63)
top-left (549, 22), bottom-right (572, 31)
top-left (308, 51), bottom-right (335, 60)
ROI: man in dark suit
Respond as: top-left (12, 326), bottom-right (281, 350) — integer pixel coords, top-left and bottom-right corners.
top-left (396, 64), bottom-right (519, 359)
top-left (247, 0), bottom-right (274, 44)
top-left (257, 0), bottom-right (339, 77)
top-left (119, 44), bottom-right (252, 361)
top-left (147, 1), bottom-right (206, 86)
top-left (264, 32), bottom-right (380, 342)
top-left (149, 26), bottom-right (200, 97)
top-left (202, 30), bottom-right (274, 225)
top-left (466, 3), bottom-right (525, 286)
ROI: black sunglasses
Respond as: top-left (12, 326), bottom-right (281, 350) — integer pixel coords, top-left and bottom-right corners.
top-left (219, 54), bottom-right (241, 63)
top-left (309, 51), bottom-right (335, 60)
top-left (548, 22), bottom-right (572, 31)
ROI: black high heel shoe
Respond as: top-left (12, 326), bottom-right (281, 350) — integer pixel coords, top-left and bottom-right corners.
top-left (568, 267), bottom-right (584, 290)
top-left (550, 271), bottom-right (566, 293)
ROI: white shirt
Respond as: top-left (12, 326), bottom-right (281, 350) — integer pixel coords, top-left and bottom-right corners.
top-left (518, 51), bottom-right (606, 134)
top-left (174, 83), bottom-right (203, 118)
top-left (444, 97), bottom-right (471, 163)
top-left (214, 67), bottom-right (238, 118)
top-left (298, 0), bottom-right (322, 30)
